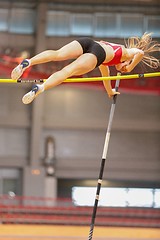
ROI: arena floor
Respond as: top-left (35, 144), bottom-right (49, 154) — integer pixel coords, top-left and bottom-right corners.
top-left (0, 225), bottom-right (160, 240)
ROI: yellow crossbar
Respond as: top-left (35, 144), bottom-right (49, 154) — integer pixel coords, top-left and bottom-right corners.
top-left (0, 72), bottom-right (159, 83)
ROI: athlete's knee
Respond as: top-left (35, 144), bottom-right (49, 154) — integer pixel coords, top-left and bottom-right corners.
top-left (55, 49), bottom-right (68, 60)
top-left (62, 65), bottom-right (74, 76)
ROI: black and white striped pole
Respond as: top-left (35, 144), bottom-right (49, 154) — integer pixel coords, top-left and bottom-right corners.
top-left (88, 73), bottom-right (120, 240)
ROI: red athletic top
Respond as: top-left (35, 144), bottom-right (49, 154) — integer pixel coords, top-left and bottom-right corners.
top-left (100, 41), bottom-right (123, 66)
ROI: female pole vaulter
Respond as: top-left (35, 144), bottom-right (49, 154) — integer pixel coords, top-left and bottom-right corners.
top-left (11, 32), bottom-right (160, 104)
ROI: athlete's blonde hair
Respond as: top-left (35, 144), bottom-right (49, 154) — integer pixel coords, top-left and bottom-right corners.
top-left (126, 32), bottom-right (160, 69)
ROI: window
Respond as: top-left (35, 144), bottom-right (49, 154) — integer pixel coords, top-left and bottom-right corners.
top-left (119, 13), bottom-right (144, 37)
top-left (71, 14), bottom-right (93, 36)
top-left (146, 16), bottom-right (160, 37)
top-left (127, 188), bottom-right (153, 207)
top-left (46, 11), bottom-right (70, 36)
top-left (155, 189), bottom-right (160, 208)
top-left (9, 8), bottom-right (35, 34)
top-left (0, 9), bottom-right (9, 31)
top-left (72, 186), bottom-right (160, 208)
top-left (94, 13), bottom-right (118, 38)
top-left (0, 168), bottom-right (22, 196)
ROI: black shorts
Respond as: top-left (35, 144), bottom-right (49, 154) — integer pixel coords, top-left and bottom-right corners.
top-left (76, 37), bottom-right (106, 67)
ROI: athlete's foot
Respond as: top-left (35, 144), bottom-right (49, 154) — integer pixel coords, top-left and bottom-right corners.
top-left (11, 59), bottom-right (30, 80)
top-left (22, 84), bottom-right (44, 104)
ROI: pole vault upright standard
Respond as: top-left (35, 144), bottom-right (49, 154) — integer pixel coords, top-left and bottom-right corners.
top-left (88, 74), bottom-right (121, 240)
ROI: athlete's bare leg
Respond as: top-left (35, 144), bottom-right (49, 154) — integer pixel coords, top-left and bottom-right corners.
top-left (22, 53), bottom-right (98, 104)
top-left (30, 40), bottom-right (84, 65)
top-left (11, 40), bottom-right (84, 80)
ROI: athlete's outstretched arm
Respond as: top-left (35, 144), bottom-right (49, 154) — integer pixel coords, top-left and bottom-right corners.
top-left (99, 65), bottom-right (120, 98)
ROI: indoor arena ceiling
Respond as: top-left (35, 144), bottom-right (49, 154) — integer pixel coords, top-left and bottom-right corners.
top-left (0, 0), bottom-right (160, 6)
top-left (0, 0), bottom-right (159, 12)
top-left (49, 0), bottom-right (160, 6)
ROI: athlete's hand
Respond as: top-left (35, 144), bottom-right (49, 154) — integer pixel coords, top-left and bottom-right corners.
top-left (120, 65), bottom-right (129, 73)
top-left (108, 89), bottom-right (120, 98)
top-left (118, 61), bottom-right (131, 73)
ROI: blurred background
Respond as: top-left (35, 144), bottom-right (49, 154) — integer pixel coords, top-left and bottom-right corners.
top-left (0, 0), bottom-right (160, 234)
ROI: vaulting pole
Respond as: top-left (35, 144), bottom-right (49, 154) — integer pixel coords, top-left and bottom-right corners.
top-left (88, 73), bottom-right (120, 240)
